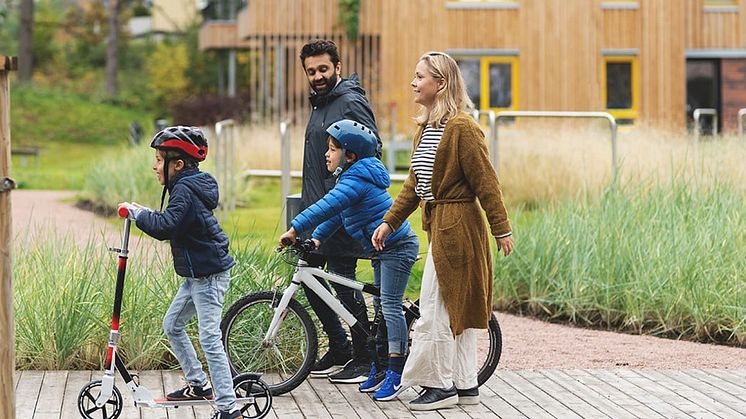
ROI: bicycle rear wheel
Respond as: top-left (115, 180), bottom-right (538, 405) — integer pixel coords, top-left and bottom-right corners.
top-left (405, 300), bottom-right (502, 387)
top-left (221, 291), bottom-right (318, 396)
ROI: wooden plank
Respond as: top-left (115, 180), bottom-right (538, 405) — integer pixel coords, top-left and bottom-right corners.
top-left (516, 370), bottom-right (609, 418)
top-left (591, 369), bottom-right (692, 419)
top-left (307, 379), bottom-right (360, 418)
top-left (564, 369), bottom-right (666, 418)
top-left (268, 393), bottom-right (304, 419)
top-left (286, 379), bottom-right (332, 418)
top-left (706, 368), bottom-right (746, 388)
top-left (469, 379), bottom-right (526, 418)
top-left (118, 370), bottom-right (141, 419)
top-left (614, 369), bottom-right (717, 418)
top-left (33, 370), bottom-right (68, 419)
top-left (332, 378), bottom-right (388, 419)
top-left (161, 370), bottom-right (196, 419)
top-left (140, 370), bottom-right (167, 419)
top-left (539, 369), bottom-right (635, 419)
top-left (483, 373), bottom-right (552, 418)
top-left (665, 369), bottom-right (746, 414)
top-left (682, 369), bottom-right (746, 405)
top-left (498, 370), bottom-right (583, 419)
top-left (14, 370), bottom-right (20, 390)
top-left (393, 387), bottom-right (437, 418)
top-left (15, 370), bottom-right (43, 419)
top-left (634, 370), bottom-right (741, 419)
top-left (60, 371), bottom-right (92, 419)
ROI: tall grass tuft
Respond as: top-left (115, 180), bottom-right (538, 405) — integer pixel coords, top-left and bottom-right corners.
top-left (494, 176), bottom-right (746, 346)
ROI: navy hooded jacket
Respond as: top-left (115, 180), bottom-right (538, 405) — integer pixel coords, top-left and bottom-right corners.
top-left (136, 167), bottom-right (235, 278)
top-left (291, 157), bottom-right (412, 255)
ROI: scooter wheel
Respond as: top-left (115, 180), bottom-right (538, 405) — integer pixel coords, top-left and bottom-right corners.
top-left (78, 380), bottom-right (123, 419)
top-left (233, 373), bottom-right (272, 419)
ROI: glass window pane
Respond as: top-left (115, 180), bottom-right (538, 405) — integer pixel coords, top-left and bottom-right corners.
top-left (457, 59), bottom-right (481, 108)
top-left (488, 62), bottom-right (512, 108)
top-left (606, 62), bottom-right (632, 109)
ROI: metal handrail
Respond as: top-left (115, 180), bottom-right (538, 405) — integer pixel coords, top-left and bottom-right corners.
top-left (693, 108), bottom-right (718, 141)
top-left (471, 110), bottom-right (498, 170)
top-left (738, 108), bottom-right (746, 141)
top-left (214, 119), bottom-right (236, 220)
top-left (279, 120), bottom-right (292, 229)
top-left (494, 111), bottom-right (618, 177)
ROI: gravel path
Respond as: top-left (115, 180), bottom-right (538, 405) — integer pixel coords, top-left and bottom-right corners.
top-left (11, 190), bottom-right (746, 369)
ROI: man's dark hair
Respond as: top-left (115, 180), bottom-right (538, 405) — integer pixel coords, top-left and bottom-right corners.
top-left (300, 39), bottom-right (341, 68)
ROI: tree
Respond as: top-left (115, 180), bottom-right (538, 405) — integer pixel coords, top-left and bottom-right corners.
top-left (18, 0), bottom-right (33, 82)
top-left (105, 0), bottom-right (122, 96)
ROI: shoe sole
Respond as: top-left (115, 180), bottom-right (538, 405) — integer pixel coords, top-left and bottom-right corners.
top-left (328, 375), bottom-right (368, 384)
top-left (309, 360), bottom-right (352, 377)
top-left (457, 396), bottom-right (480, 405)
top-left (359, 380), bottom-right (385, 393)
top-left (373, 385), bottom-right (408, 401)
top-left (409, 394), bottom-right (459, 411)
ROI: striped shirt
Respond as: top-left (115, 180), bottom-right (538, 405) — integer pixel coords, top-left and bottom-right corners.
top-left (412, 124), bottom-right (444, 201)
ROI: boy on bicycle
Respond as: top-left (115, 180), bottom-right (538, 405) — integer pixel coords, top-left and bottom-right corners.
top-left (279, 119), bottom-right (420, 401)
top-left (118, 126), bottom-right (239, 419)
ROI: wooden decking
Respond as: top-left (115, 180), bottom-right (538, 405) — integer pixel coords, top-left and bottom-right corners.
top-left (14, 368), bottom-right (746, 418)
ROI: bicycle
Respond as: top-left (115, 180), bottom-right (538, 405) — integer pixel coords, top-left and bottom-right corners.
top-left (77, 207), bottom-right (273, 419)
top-left (220, 238), bottom-right (502, 396)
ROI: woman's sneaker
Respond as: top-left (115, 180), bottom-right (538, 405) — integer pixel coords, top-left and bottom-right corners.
top-left (328, 359), bottom-right (370, 383)
top-left (310, 350), bottom-right (352, 377)
top-left (166, 383), bottom-right (214, 401)
top-left (372, 369), bottom-right (407, 401)
top-left (409, 385), bottom-right (458, 410)
top-left (359, 363), bottom-right (386, 393)
top-left (457, 387), bottom-right (480, 405)
top-left (210, 408), bottom-right (241, 419)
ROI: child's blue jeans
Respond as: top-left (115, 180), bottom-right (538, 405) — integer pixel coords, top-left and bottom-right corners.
top-left (371, 229), bottom-right (420, 357)
top-left (163, 269), bottom-right (235, 412)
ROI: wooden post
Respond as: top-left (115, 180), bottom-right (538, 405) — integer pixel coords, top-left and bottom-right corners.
top-left (0, 55), bottom-right (18, 419)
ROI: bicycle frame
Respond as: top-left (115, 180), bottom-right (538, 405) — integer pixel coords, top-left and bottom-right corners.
top-left (263, 255), bottom-right (380, 346)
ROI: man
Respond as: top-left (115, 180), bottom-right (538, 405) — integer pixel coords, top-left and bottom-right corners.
top-left (297, 39), bottom-right (382, 384)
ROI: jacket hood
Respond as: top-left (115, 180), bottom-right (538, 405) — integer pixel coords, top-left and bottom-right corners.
top-left (343, 157), bottom-right (390, 189)
top-left (173, 167), bottom-right (220, 210)
top-left (310, 74), bottom-right (365, 107)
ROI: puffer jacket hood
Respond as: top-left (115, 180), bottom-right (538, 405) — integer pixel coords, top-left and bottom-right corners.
top-left (291, 157), bottom-right (412, 255)
top-left (175, 167), bottom-right (220, 210)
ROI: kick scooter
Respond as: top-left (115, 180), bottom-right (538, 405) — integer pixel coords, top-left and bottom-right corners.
top-left (77, 206), bottom-right (272, 419)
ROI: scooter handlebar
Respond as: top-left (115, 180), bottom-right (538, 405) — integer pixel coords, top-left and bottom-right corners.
top-left (118, 206), bottom-right (130, 219)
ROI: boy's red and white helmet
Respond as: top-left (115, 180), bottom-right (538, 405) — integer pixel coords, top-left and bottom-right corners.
top-left (150, 126), bottom-right (208, 161)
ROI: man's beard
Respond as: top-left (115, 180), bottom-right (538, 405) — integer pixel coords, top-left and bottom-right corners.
top-left (311, 73), bottom-right (338, 95)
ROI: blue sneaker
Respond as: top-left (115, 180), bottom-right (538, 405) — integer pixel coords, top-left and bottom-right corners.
top-left (359, 363), bottom-right (385, 393)
top-left (372, 369), bottom-right (407, 401)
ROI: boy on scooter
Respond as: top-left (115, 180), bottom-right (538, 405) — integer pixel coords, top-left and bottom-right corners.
top-left (118, 126), bottom-right (239, 419)
top-left (279, 119), bottom-right (420, 401)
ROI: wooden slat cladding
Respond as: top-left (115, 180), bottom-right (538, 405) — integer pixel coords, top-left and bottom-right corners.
top-left (199, 22), bottom-right (259, 50)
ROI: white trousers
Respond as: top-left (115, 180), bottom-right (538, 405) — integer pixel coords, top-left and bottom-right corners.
top-left (401, 244), bottom-right (479, 390)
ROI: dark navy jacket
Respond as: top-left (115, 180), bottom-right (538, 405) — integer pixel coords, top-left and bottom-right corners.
top-left (301, 74), bottom-right (381, 258)
top-left (136, 167), bottom-right (235, 278)
top-left (292, 157), bottom-right (412, 256)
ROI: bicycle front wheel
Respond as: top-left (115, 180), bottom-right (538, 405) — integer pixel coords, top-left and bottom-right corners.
top-left (221, 291), bottom-right (318, 396)
top-left (405, 300), bottom-right (502, 387)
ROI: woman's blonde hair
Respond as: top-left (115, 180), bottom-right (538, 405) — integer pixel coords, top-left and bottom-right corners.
top-left (414, 51), bottom-right (474, 128)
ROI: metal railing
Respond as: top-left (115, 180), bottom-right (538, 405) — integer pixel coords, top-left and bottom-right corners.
top-left (494, 111), bottom-right (618, 177)
top-left (280, 119), bottom-right (292, 229)
top-left (738, 108), bottom-right (746, 141)
top-left (214, 119), bottom-right (236, 221)
top-left (471, 110), bottom-right (498, 169)
top-left (693, 108), bottom-right (718, 141)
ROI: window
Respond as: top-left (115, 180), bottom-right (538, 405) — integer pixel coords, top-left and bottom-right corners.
top-left (456, 56), bottom-right (519, 112)
top-left (602, 55), bottom-right (638, 122)
top-left (704, 0), bottom-right (739, 11)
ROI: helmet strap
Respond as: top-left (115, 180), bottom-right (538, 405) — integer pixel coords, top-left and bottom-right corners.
top-left (160, 157), bottom-right (171, 211)
top-left (332, 150), bottom-right (348, 177)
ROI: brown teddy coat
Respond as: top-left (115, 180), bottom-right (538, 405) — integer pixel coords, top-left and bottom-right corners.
top-left (383, 112), bottom-right (511, 335)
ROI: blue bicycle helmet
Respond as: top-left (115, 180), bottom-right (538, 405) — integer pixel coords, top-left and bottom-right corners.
top-left (326, 119), bottom-right (378, 159)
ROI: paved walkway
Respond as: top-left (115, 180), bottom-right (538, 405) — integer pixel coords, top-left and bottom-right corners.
top-left (14, 368), bottom-right (746, 418)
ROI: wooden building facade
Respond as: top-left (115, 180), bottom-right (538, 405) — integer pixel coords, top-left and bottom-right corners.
top-left (199, 0), bottom-right (746, 132)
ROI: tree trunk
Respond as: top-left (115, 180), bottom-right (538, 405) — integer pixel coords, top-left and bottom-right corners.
top-left (18, 0), bottom-right (33, 82)
top-left (106, 0), bottom-right (120, 97)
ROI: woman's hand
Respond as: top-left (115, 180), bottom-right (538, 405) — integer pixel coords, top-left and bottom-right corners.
top-left (371, 222), bottom-right (393, 251)
top-left (279, 227), bottom-right (297, 247)
top-left (496, 235), bottom-right (513, 257)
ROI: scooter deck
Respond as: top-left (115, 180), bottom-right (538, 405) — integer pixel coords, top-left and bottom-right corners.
top-left (139, 397), bottom-right (256, 408)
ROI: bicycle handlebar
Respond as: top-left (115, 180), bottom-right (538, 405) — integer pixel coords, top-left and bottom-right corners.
top-left (277, 238), bottom-right (317, 254)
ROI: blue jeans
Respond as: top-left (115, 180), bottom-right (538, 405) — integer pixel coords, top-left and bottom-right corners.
top-left (372, 230), bottom-right (420, 356)
top-left (163, 269), bottom-right (235, 412)
top-left (303, 255), bottom-right (372, 361)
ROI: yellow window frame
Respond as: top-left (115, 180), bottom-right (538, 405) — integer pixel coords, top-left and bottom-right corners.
top-left (602, 55), bottom-right (638, 120)
top-left (480, 56), bottom-right (519, 112)
top-left (704, 0), bottom-right (738, 5)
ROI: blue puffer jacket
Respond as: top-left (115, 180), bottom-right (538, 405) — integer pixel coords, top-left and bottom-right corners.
top-left (136, 167), bottom-right (235, 278)
top-left (291, 157), bottom-right (412, 255)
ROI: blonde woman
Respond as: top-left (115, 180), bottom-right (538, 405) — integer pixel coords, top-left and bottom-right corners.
top-left (371, 52), bottom-right (513, 411)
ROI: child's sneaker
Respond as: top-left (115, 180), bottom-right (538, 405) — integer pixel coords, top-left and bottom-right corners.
top-left (210, 407), bottom-right (241, 419)
top-left (166, 383), bottom-right (214, 401)
top-left (372, 369), bottom-right (407, 401)
top-left (310, 350), bottom-right (353, 377)
top-left (358, 363), bottom-right (386, 393)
